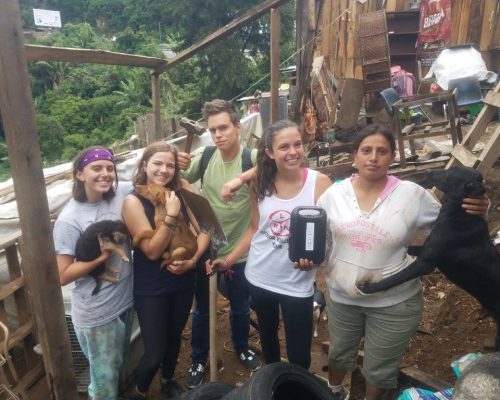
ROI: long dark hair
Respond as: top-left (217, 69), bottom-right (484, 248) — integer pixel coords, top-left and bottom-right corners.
top-left (254, 120), bottom-right (299, 201)
top-left (353, 124), bottom-right (396, 153)
top-left (72, 146), bottom-right (117, 202)
top-left (132, 141), bottom-right (180, 190)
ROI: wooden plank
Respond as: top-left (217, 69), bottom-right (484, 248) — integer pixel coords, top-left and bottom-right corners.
top-left (450, 0), bottom-right (463, 45)
top-left (386, 0), bottom-right (397, 12)
top-left (25, 44), bottom-right (166, 68)
top-left (12, 360), bottom-right (44, 396)
top-left (446, 83), bottom-right (500, 163)
top-left (295, 0), bottom-right (317, 118)
top-left (155, 0), bottom-right (289, 74)
top-left (457, 1), bottom-right (471, 44)
top-left (476, 124), bottom-right (500, 175)
top-left (483, 89), bottom-right (500, 108)
top-left (347, 0), bottom-right (357, 78)
top-left (317, 161), bottom-right (356, 180)
top-left (399, 366), bottom-right (450, 391)
top-left (0, 321), bottom-right (32, 351)
top-left (468, 0), bottom-right (485, 46)
top-left (0, 231), bottom-right (21, 250)
top-left (6, 245), bottom-right (36, 368)
top-left (0, 2), bottom-right (78, 399)
top-left (480, 0), bottom-right (497, 51)
top-left (488, 0), bottom-right (500, 49)
top-left (151, 74), bottom-right (162, 142)
top-left (451, 144), bottom-right (479, 168)
top-left (270, 8), bottom-right (281, 123)
top-left (395, 0), bottom-right (406, 11)
top-left (336, 78), bottom-right (363, 129)
top-left (320, 0), bottom-right (332, 57)
top-left (0, 276), bottom-right (24, 301)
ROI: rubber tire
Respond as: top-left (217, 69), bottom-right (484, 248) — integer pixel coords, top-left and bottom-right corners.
top-left (221, 362), bottom-right (334, 400)
top-left (179, 382), bottom-right (235, 400)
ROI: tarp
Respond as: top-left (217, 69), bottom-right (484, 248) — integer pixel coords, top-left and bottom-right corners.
top-left (0, 112), bottom-right (262, 238)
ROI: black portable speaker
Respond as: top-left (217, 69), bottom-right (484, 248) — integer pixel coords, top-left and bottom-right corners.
top-left (288, 206), bottom-right (327, 265)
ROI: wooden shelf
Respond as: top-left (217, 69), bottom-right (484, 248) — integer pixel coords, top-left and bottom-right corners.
top-left (386, 10), bottom-right (420, 77)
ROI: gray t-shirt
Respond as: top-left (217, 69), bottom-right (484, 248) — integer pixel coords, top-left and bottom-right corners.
top-left (53, 182), bottom-right (133, 328)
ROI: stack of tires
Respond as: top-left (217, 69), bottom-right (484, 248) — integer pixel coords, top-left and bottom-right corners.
top-left (178, 362), bottom-right (335, 400)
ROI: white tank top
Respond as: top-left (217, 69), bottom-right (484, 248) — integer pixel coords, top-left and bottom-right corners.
top-left (245, 168), bottom-right (319, 297)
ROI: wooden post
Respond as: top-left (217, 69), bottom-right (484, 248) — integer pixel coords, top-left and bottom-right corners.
top-left (270, 8), bottom-right (281, 123)
top-left (209, 274), bottom-right (218, 381)
top-left (295, 0), bottom-right (317, 121)
top-left (151, 72), bottom-right (162, 142)
top-left (0, 2), bottom-right (78, 399)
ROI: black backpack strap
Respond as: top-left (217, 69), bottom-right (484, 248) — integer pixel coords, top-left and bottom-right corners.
top-left (241, 147), bottom-right (253, 172)
top-left (199, 146), bottom-right (217, 187)
top-left (200, 146), bottom-right (253, 187)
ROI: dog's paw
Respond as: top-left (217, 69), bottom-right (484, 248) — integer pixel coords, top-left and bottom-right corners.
top-left (355, 281), bottom-right (377, 295)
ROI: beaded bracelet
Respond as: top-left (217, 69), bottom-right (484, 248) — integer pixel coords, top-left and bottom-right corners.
top-left (161, 220), bottom-right (176, 232)
top-left (224, 257), bottom-right (234, 269)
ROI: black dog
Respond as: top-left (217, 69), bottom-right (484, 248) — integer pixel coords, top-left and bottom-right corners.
top-left (356, 166), bottom-right (500, 350)
top-left (75, 220), bottom-right (130, 296)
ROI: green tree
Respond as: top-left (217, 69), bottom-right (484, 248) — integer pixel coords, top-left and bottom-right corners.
top-left (35, 113), bottom-right (66, 164)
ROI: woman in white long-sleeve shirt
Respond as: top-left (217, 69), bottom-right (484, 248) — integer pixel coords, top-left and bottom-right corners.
top-left (317, 124), bottom-right (489, 400)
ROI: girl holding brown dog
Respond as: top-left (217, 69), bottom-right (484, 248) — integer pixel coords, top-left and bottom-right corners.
top-left (123, 142), bottom-right (209, 399)
top-left (53, 146), bottom-right (134, 400)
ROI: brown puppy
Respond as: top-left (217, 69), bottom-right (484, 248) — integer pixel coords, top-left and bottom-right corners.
top-left (133, 183), bottom-right (198, 268)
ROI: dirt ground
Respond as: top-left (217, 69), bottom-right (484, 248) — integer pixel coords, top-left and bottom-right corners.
top-left (141, 269), bottom-right (497, 400)
top-left (143, 123), bottom-right (500, 400)
top-left (27, 123), bottom-right (500, 400)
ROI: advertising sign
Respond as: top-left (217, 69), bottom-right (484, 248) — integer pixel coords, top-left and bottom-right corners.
top-left (417, 0), bottom-right (451, 67)
top-left (33, 9), bottom-right (62, 28)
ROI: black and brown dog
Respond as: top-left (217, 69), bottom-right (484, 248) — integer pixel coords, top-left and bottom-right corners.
top-left (75, 220), bottom-right (130, 296)
top-left (356, 166), bottom-right (500, 350)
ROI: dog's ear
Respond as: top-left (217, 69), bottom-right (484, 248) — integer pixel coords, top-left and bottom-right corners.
top-left (427, 169), bottom-right (449, 191)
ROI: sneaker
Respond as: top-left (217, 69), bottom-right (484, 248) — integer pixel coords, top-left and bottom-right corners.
top-left (237, 349), bottom-right (261, 371)
top-left (186, 361), bottom-right (206, 389)
top-left (329, 384), bottom-right (350, 400)
top-left (161, 378), bottom-right (186, 399)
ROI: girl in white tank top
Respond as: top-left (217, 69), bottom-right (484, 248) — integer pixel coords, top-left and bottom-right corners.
top-left (207, 120), bottom-right (331, 369)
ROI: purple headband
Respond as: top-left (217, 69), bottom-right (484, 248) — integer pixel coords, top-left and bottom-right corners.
top-left (78, 148), bottom-right (114, 170)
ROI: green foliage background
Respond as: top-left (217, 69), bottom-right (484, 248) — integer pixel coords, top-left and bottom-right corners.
top-left (0, 1), bottom-right (296, 181)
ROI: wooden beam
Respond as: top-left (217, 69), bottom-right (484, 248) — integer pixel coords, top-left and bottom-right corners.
top-left (25, 44), bottom-right (167, 69)
top-left (0, 2), bottom-right (78, 399)
top-left (151, 73), bottom-right (162, 143)
top-left (154, 0), bottom-right (289, 74)
top-left (270, 8), bottom-right (281, 123)
top-left (399, 366), bottom-right (450, 391)
top-left (295, 0), bottom-right (318, 119)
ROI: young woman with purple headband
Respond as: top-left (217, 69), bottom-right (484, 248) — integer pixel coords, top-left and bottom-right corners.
top-left (53, 146), bottom-right (134, 400)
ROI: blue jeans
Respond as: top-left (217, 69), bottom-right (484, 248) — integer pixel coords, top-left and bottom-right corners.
top-left (191, 258), bottom-right (251, 364)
